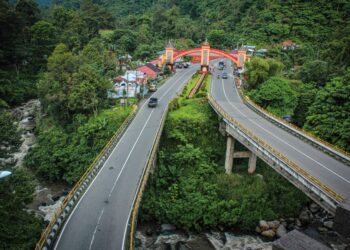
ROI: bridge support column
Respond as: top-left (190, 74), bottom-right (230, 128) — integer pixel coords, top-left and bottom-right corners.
top-left (225, 136), bottom-right (235, 174)
top-left (248, 153), bottom-right (257, 174)
top-left (224, 135), bottom-right (258, 174)
top-left (334, 198), bottom-right (350, 238)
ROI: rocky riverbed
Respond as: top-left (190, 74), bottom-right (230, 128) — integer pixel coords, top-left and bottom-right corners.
top-left (135, 202), bottom-right (349, 250)
top-left (6, 99), bottom-right (70, 222)
top-left (135, 224), bottom-right (273, 250)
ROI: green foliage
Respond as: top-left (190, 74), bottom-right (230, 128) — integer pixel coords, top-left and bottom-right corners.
top-left (37, 43), bottom-right (112, 124)
top-left (299, 60), bottom-right (329, 87)
top-left (244, 57), bottom-right (284, 89)
top-left (293, 83), bottom-right (318, 126)
top-left (0, 168), bottom-right (43, 250)
top-left (304, 72), bottom-right (350, 151)
top-left (0, 111), bottom-right (21, 159)
top-left (141, 77), bottom-right (308, 231)
top-left (208, 30), bottom-right (229, 49)
top-left (25, 106), bottom-right (132, 183)
top-left (30, 20), bottom-right (58, 68)
top-left (248, 77), bottom-right (298, 116)
top-left (141, 97), bottom-right (309, 231)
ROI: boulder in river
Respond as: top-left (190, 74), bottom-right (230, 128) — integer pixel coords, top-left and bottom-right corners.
top-left (261, 229), bottom-right (275, 238)
top-left (160, 224), bottom-right (177, 234)
top-left (309, 203), bottom-right (320, 213)
top-left (267, 220), bottom-right (280, 229)
top-left (323, 221), bottom-right (334, 229)
top-left (276, 224), bottom-right (287, 238)
top-left (259, 220), bottom-right (269, 231)
top-left (299, 210), bottom-right (311, 225)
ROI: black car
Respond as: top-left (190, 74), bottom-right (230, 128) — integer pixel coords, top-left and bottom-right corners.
top-left (148, 97), bottom-right (158, 108)
top-left (183, 62), bottom-right (189, 68)
top-left (222, 73), bottom-right (228, 79)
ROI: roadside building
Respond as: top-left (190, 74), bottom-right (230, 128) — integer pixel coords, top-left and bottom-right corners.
top-left (137, 63), bottom-right (160, 79)
top-left (109, 70), bottom-right (147, 99)
top-left (117, 54), bottom-right (132, 71)
top-left (280, 40), bottom-right (299, 50)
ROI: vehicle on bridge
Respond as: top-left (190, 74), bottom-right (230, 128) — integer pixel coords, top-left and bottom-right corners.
top-left (218, 61), bottom-right (225, 70)
top-left (148, 97), bottom-right (158, 107)
top-left (149, 84), bottom-right (157, 92)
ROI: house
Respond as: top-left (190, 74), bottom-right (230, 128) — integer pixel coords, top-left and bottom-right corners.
top-left (137, 63), bottom-right (160, 79)
top-left (109, 70), bottom-right (147, 99)
top-left (117, 54), bottom-right (132, 71)
top-left (280, 40), bottom-right (299, 50)
top-left (254, 49), bottom-right (268, 57)
top-left (149, 58), bottom-right (161, 67)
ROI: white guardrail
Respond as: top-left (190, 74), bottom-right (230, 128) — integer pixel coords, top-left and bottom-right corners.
top-left (207, 94), bottom-right (343, 213)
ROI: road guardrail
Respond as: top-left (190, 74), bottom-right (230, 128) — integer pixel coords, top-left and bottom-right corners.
top-left (128, 105), bottom-right (168, 250)
top-left (207, 94), bottom-right (343, 208)
top-left (234, 78), bottom-right (350, 166)
top-left (128, 72), bottom-right (196, 249)
top-left (35, 105), bottom-right (138, 250)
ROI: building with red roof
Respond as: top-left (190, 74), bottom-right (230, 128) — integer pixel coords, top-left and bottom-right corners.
top-left (137, 63), bottom-right (160, 79)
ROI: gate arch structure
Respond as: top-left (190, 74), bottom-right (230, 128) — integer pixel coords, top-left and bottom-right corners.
top-left (161, 41), bottom-right (248, 71)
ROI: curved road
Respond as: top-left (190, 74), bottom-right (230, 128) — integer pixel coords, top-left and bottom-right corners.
top-left (210, 62), bottom-right (350, 200)
top-left (54, 60), bottom-right (350, 250)
top-left (54, 66), bottom-right (198, 250)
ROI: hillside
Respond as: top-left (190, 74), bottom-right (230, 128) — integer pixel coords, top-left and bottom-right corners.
top-left (0, 0), bottom-right (349, 249)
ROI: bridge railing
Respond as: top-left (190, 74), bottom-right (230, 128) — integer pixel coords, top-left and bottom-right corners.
top-left (128, 72), bottom-right (195, 249)
top-left (207, 94), bottom-right (344, 209)
top-left (128, 104), bottom-right (168, 250)
top-left (35, 105), bottom-right (138, 250)
top-left (234, 79), bottom-right (350, 166)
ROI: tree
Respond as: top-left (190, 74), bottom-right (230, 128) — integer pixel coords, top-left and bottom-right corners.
top-left (304, 73), bottom-right (350, 151)
top-left (15, 0), bottom-right (40, 27)
top-left (37, 43), bottom-right (79, 122)
top-left (0, 168), bottom-right (43, 250)
top-left (51, 5), bottom-right (75, 30)
top-left (244, 57), bottom-right (284, 89)
top-left (248, 77), bottom-right (298, 116)
top-left (68, 65), bottom-right (110, 115)
top-left (30, 20), bottom-right (58, 69)
top-left (299, 60), bottom-right (329, 87)
top-left (0, 112), bottom-right (21, 160)
top-left (208, 29), bottom-right (229, 49)
top-left (293, 83), bottom-right (318, 127)
top-left (134, 44), bottom-right (154, 61)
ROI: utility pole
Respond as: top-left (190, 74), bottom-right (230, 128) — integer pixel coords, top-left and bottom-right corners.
top-left (126, 71), bottom-right (129, 106)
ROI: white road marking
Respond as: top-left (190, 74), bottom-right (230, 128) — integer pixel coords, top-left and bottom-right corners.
top-left (120, 68), bottom-right (198, 250)
top-left (54, 69), bottom-right (195, 250)
top-left (88, 208), bottom-right (105, 250)
top-left (218, 76), bottom-right (350, 184)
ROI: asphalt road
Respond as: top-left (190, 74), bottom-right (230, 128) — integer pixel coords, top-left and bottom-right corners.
top-left (54, 66), bottom-right (198, 250)
top-left (211, 61), bottom-right (350, 200)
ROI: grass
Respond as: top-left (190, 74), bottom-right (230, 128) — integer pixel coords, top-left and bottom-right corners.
top-left (183, 73), bottom-right (201, 97)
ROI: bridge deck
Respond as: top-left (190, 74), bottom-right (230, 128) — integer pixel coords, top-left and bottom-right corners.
top-left (53, 67), bottom-right (197, 250)
top-left (211, 65), bottom-right (350, 200)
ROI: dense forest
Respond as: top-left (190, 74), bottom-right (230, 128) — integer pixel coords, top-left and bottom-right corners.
top-left (0, 0), bottom-right (349, 249)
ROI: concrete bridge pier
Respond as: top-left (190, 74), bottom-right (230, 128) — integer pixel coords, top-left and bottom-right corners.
top-left (334, 198), bottom-right (350, 238)
top-left (225, 136), bottom-right (235, 174)
top-left (224, 135), bottom-right (257, 174)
